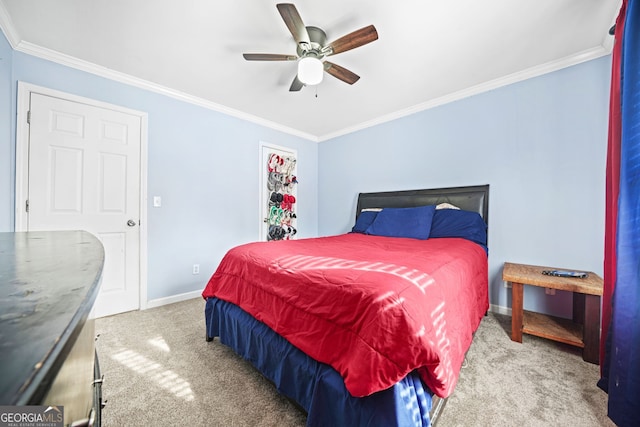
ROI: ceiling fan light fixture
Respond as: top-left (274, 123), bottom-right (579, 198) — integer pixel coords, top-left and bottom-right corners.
top-left (243, 4), bottom-right (378, 92)
top-left (298, 57), bottom-right (323, 86)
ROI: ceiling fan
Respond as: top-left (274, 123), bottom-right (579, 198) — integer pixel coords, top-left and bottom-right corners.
top-left (243, 3), bottom-right (378, 91)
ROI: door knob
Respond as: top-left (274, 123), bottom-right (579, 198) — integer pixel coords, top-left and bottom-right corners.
top-left (127, 219), bottom-right (136, 227)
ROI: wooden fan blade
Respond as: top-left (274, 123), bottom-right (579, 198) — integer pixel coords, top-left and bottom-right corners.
top-left (277, 3), bottom-right (310, 45)
top-left (243, 53), bottom-right (297, 61)
top-left (324, 61), bottom-right (360, 85)
top-left (289, 76), bottom-right (304, 92)
top-left (326, 25), bottom-right (378, 56)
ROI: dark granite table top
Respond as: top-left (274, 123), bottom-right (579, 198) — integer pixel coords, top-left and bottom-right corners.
top-left (0, 231), bottom-right (104, 404)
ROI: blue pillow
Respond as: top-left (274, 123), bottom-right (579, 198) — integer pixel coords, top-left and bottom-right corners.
top-left (351, 210), bottom-right (379, 233)
top-left (430, 209), bottom-right (487, 245)
top-left (365, 205), bottom-right (436, 240)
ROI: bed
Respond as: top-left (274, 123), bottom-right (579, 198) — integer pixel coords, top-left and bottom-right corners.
top-left (203, 184), bottom-right (489, 426)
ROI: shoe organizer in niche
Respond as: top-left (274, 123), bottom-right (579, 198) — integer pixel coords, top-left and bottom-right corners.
top-left (266, 153), bottom-right (297, 241)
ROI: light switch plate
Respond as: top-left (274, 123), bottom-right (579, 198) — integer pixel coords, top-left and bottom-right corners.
top-left (153, 196), bottom-right (162, 207)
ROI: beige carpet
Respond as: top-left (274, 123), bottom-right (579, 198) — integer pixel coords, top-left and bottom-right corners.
top-left (95, 298), bottom-right (613, 426)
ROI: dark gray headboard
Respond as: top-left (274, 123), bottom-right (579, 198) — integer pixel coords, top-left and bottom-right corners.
top-left (356, 185), bottom-right (489, 225)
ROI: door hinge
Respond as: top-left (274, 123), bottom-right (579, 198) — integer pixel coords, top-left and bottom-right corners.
top-left (25, 199), bottom-right (29, 213)
top-left (27, 110), bottom-right (31, 124)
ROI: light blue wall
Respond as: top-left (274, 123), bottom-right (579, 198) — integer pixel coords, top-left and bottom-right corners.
top-left (318, 57), bottom-right (611, 317)
top-left (1, 32), bottom-right (318, 301)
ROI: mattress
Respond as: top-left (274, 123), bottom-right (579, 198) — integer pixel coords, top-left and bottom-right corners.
top-left (202, 233), bottom-right (489, 398)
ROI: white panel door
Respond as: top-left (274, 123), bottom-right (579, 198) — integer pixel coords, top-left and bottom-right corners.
top-left (27, 92), bottom-right (142, 318)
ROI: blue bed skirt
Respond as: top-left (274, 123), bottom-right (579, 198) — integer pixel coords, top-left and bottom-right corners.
top-left (205, 297), bottom-right (433, 427)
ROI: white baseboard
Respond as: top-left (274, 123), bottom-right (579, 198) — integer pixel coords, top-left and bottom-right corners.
top-left (145, 290), bottom-right (202, 310)
top-left (489, 304), bottom-right (512, 316)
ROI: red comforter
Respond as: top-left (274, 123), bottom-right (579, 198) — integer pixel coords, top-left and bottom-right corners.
top-left (202, 233), bottom-right (488, 398)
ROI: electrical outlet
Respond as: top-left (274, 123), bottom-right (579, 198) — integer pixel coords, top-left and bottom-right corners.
top-left (545, 288), bottom-right (556, 295)
top-left (503, 281), bottom-right (512, 288)
top-left (192, 264), bottom-right (200, 275)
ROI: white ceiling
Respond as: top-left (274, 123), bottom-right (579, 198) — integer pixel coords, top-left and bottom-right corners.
top-left (0, 1), bottom-right (621, 141)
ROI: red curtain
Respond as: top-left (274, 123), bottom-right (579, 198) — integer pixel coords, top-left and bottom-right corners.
top-left (601, 0), bottom-right (626, 373)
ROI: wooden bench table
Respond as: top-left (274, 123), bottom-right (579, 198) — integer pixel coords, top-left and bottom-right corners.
top-left (502, 262), bottom-right (603, 364)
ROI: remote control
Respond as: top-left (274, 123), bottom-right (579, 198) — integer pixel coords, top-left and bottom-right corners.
top-left (542, 270), bottom-right (588, 279)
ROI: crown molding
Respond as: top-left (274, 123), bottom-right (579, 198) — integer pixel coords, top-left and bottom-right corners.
top-left (0, 0), bottom-right (20, 48)
top-left (8, 38), bottom-right (319, 142)
top-left (318, 45), bottom-right (612, 142)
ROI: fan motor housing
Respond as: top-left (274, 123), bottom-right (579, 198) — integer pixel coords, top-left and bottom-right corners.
top-left (297, 26), bottom-right (327, 58)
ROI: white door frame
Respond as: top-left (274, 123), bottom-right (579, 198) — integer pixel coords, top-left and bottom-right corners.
top-left (14, 81), bottom-right (150, 310)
